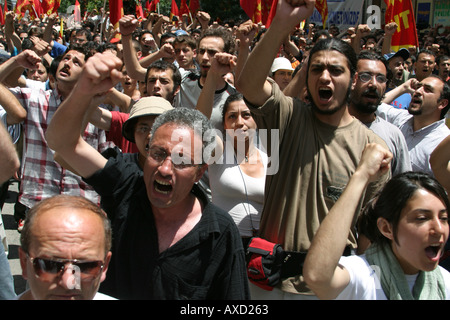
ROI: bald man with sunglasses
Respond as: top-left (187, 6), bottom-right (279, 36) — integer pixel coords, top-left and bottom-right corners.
top-left (17, 195), bottom-right (115, 300)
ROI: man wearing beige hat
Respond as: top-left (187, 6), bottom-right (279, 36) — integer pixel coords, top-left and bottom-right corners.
top-left (46, 51), bottom-right (249, 300)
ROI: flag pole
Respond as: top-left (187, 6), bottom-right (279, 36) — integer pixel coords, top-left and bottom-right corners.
top-left (100, 0), bottom-right (106, 40)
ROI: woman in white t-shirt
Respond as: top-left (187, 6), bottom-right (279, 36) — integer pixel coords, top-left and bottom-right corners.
top-left (303, 143), bottom-right (450, 300)
top-left (208, 93), bottom-right (267, 242)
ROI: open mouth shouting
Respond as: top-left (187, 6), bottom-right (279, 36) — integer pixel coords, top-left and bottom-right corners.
top-left (425, 243), bottom-right (444, 262)
top-left (154, 179), bottom-right (173, 195)
top-left (318, 87), bottom-right (333, 103)
top-left (59, 66), bottom-right (70, 77)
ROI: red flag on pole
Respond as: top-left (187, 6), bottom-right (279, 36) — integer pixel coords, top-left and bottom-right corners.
top-left (109, 0), bottom-right (124, 30)
top-left (315, 0), bottom-right (328, 28)
top-left (42, 0), bottom-right (60, 16)
top-left (14, 0), bottom-right (27, 17)
top-left (189, 0), bottom-right (200, 14)
top-left (147, 0), bottom-right (159, 13)
top-left (136, 2), bottom-right (144, 19)
top-left (170, 0), bottom-right (179, 20)
top-left (384, 0), bottom-right (419, 51)
top-left (14, 0), bottom-right (40, 19)
top-left (180, 0), bottom-right (189, 16)
top-left (240, 0), bottom-right (275, 26)
top-left (32, 0), bottom-right (43, 17)
top-left (0, 2), bottom-right (4, 25)
top-left (74, 0), bottom-right (81, 23)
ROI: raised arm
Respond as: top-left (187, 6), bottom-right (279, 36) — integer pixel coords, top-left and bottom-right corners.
top-left (196, 53), bottom-right (236, 119)
top-left (430, 135), bottom-right (450, 198)
top-left (235, 0), bottom-right (315, 106)
top-left (0, 49), bottom-right (42, 87)
top-left (0, 83), bottom-right (26, 125)
top-left (381, 22), bottom-right (398, 55)
top-left (303, 143), bottom-right (392, 300)
top-left (5, 12), bottom-right (22, 53)
top-left (46, 52), bottom-right (123, 178)
top-left (382, 78), bottom-right (418, 104)
top-left (0, 122), bottom-right (20, 184)
top-left (119, 15), bottom-right (146, 82)
top-left (234, 20), bottom-right (258, 82)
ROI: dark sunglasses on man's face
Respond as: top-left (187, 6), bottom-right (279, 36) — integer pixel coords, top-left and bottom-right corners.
top-left (28, 255), bottom-right (104, 281)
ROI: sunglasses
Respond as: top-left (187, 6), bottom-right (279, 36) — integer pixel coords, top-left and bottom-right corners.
top-left (28, 255), bottom-right (104, 281)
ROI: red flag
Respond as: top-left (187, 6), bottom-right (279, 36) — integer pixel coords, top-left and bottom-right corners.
top-left (14, 0), bottom-right (40, 19)
top-left (0, 1), bottom-right (4, 25)
top-left (42, 0), bottom-right (60, 16)
top-left (240, 0), bottom-right (275, 26)
top-left (264, 0), bottom-right (276, 27)
top-left (189, 0), bottom-right (200, 14)
top-left (136, 3), bottom-right (144, 19)
top-left (180, 0), bottom-right (189, 16)
top-left (170, 0), bottom-right (179, 20)
top-left (14, 0), bottom-right (27, 17)
top-left (384, 0), bottom-right (418, 51)
top-left (315, 0), bottom-right (328, 28)
top-left (109, 0), bottom-right (124, 30)
top-left (147, 0), bottom-right (159, 13)
top-left (32, 0), bottom-right (43, 17)
top-left (74, 0), bottom-right (81, 22)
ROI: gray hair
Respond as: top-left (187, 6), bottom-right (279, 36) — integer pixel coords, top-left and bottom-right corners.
top-left (150, 108), bottom-right (217, 164)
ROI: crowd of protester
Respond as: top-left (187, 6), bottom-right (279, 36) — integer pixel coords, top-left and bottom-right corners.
top-left (0, 0), bottom-right (449, 300)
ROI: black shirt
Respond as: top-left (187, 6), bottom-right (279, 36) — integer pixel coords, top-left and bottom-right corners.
top-left (84, 151), bottom-right (250, 300)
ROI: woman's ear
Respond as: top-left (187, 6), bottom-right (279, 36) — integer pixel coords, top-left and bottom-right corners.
top-left (377, 217), bottom-right (394, 241)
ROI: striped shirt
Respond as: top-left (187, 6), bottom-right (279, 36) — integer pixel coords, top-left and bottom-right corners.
top-left (9, 86), bottom-right (112, 208)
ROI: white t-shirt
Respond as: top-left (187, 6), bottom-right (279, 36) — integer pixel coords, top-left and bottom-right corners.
top-left (336, 254), bottom-right (450, 300)
top-left (209, 142), bottom-right (268, 237)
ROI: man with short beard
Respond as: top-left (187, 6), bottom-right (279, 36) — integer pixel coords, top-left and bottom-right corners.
top-left (377, 75), bottom-right (450, 176)
top-left (236, 0), bottom-right (389, 300)
top-left (349, 51), bottom-right (411, 176)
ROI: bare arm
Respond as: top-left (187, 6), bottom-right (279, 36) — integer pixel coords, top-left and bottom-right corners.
top-left (351, 24), bottom-right (371, 55)
top-left (235, 0), bottom-right (315, 106)
top-left (46, 52), bottom-right (123, 178)
top-left (103, 87), bottom-right (133, 113)
top-left (0, 122), bottom-right (20, 184)
top-left (382, 78), bottom-right (418, 104)
top-left (303, 143), bottom-right (392, 300)
top-left (196, 53), bottom-right (237, 119)
top-left (139, 43), bottom-right (175, 68)
top-left (234, 20), bottom-right (258, 82)
top-left (0, 50), bottom-right (42, 87)
top-left (119, 15), bottom-right (146, 82)
top-left (382, 22), bottom-right (397, 55)
top-left (87, 106), bottom-right (113, 132)
top-left (430, 135), bottom-right (450, 198)
top-left (0, 83), bottom-right (26, 125)
top-left (5, 12), bottom-right (22, 52)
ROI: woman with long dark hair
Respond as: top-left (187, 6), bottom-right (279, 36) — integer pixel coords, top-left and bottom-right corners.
top-left (304, 143), bottom-right (450, 299)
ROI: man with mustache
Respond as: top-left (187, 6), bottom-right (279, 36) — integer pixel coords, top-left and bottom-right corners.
top-left (377, 75), bottom-right (450, 176)
top-left (0, 46), bottom-right (111, 229)
top-left (412, 49), bottom-right (436, 82)
top-left (349, 50), bottom-right (412, 176)
top-left (46, 51), bottom-right (250, 300)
